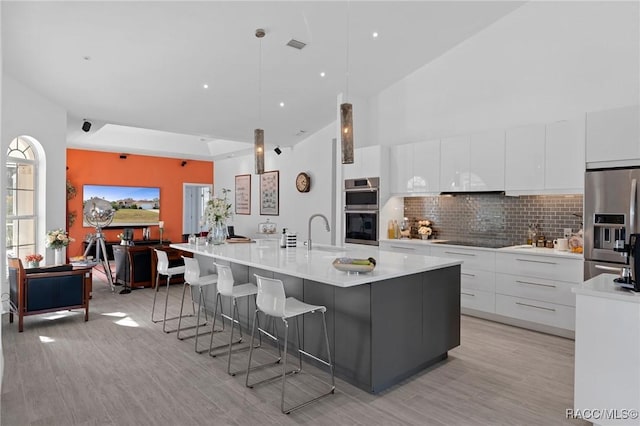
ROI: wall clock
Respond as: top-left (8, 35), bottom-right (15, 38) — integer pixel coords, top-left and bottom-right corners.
top-left (296, 172), bottom-right (311, 193)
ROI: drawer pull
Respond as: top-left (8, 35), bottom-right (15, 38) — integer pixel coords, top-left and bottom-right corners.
top-left (516, 280), bottom-right (556, 289)
top-left (461, 273), bottom-right (476, 277)
top-left (516, 258), bottom-right (557, 265)
top-left (445, 251), bottom-right (476, 257)
top-left (515, 301), bottom-right (556, 312)
top-left (461, 292), bottom-right (475, 297)
top-left (390, 246), bottom-right (414, 251)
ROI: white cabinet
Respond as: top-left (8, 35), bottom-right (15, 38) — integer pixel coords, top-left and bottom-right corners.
top-left (440, 136), bottom-right (470, 192)
top-left (505, 124), bottom-right (546, 192)
top-left (469, 130), bottom-right (505, 191)
top-left (379, 240), bottom-right (431, 255)
top-left (430, 245), bottom-right (496, 313)
top-left (439, 131), bottom-right (505, 193)
top-left (343, 145), bottom-right (388, 180)
top-left (545, 119), bottom-right (585, 192)
top-left (413, 140), bottom-right (440, 193)
top-left (389, 140), bottom-right (440, 194)
top-left (586, 105), bottom-right (640, 165)
top-left (495, 252), bottom-right (582, 331)
top-left (389, 144), bottom-right (414, 194)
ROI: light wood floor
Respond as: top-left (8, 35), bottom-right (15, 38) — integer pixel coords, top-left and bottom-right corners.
top-left (2, 276), bottom-right (587, 426)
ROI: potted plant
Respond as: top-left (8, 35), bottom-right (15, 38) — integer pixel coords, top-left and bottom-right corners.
top-left (25, 253), bottom-right (43, 268)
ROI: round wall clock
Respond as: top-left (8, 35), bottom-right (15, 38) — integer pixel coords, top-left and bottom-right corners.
top-left (296, 172), bottom-right (311, 193)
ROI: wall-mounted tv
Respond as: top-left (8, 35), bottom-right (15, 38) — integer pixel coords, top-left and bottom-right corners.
top-left (83, 184), bottom-right (160, 227)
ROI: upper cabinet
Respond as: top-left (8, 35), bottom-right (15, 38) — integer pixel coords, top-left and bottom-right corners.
top-left (389, 140), bottom-right (440, 195)
top-left (586, 105), bottom-right (640, 166)
top-left (469, 130), bottom-right (505, 191)
top-left (505, 124), bottom-right (546, 192)
top-left (545, 118), bottom-right (585, 192)
top-left (440, 135), bottom-right (470, 192)
top-left (343, 145), bottom-right (388, 180)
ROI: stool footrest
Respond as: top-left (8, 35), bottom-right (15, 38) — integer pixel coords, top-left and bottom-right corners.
top-left (298, 349), bottom-right (331, 368)
top-left (247, 368), bottom-right (298, 389)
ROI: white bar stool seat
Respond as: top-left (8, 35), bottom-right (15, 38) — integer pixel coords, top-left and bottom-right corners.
top-left (151, 249), bottom-right (187, 333)
top-left (245, 274), bottom-right (335, 414)
top-left (209, 263), bottom-right (261, 375)
top-left (177, 257), bottom-right (218, 352)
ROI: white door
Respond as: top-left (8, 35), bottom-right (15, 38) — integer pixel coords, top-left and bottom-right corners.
top-left (183, 184), bottom-right (212, 236)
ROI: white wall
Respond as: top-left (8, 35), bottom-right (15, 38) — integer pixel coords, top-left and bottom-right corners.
top-left (1, 75), bottom-right (68, 275)
top-left (215, 122), bottom-right (336, 246)
top-left (370, 0), bottom-right (640, 146)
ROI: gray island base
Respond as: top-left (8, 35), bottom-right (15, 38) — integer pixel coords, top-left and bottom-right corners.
top-left (171, 242), bottom-right (461, 393)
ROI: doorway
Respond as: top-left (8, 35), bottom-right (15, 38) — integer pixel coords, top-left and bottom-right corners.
top-left (183, 183), bottom-right (212, 236)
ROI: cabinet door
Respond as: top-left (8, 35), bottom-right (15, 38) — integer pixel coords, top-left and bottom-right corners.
top-left (413, 139), bottom-right (440, 193)
top-left (505, 124), bottom-right (545, 191)
top-left (545, 118), bottom-right (585, 191)
top-left (343, 146), bottom-right (382, 179)
top-left (469, 130), bottom-right (505, 191)
top-left (440, 135), bottom-right (470, 192)
top-left (586, 105), bottom-right (640, 163)
top-left (389, 144), bottom-right (414, 194)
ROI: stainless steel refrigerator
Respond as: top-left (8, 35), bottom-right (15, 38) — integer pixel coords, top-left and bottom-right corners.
top-left (584, 167), bottom-right (640, 280)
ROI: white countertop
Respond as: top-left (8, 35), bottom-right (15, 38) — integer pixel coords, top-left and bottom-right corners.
top-left (573, 273), bottom-right (640, 303)
top-left (380, 238), bottom-right (584, 259)
top-left (170, 240), bottom-right (462, 288)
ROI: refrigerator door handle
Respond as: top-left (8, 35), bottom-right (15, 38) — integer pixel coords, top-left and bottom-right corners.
top-left (631, 179), bottom-right (637, 235)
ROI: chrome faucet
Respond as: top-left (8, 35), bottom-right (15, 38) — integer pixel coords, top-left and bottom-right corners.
top-left (307, 213), bottom-right (331, 251)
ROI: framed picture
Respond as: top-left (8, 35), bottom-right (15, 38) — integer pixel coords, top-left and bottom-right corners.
top-left (234, 174), bottom-right (251, 215)
top-left (260, 170), bottom-right (279, 216)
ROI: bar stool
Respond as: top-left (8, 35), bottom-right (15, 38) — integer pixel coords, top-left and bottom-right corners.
top-left (245, 274), bottom-right (335, 414)
top-left (151, 249), bottom-right (186, 333)
top-left (208, 263), bottom-right (260, 375)
top-left (177, 257), bottom-right (218, 352)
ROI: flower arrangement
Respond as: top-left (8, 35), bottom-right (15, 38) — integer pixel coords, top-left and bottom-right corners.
top-left (203, 188), bottom-right (232, 227)
top-left (46, 228), bottom-right (74, 250)
top-left (418, 220), bottom-right (433, 239)
top-left (25, 253), bottom-right (43, 263)
top-left (116, 233), bottom-right (125, 240)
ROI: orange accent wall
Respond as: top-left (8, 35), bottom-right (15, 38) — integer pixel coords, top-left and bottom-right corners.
top-left (66, 149), bottom-right (213, 257)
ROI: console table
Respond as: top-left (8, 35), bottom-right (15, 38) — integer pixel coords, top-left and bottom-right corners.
top-left (113, 244), bottom-right (189, 289)
top-left (83, 239), bottom-right (162, 260)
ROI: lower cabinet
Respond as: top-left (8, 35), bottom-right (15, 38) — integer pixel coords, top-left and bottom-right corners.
top-left (495, 252), bottom-right (582, 332)
top-left (430, 245), bottom-right (496, 314)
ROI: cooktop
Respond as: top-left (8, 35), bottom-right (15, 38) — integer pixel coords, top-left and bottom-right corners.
top-left (432, 240), bottom-right (508, 249)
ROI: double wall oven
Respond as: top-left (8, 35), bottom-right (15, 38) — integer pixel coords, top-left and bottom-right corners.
top-left (344, 177), bottom-right (379, 246)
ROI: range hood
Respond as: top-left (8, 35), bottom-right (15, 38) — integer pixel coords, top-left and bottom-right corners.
top-left (440, 190), bottom-right (505, 196)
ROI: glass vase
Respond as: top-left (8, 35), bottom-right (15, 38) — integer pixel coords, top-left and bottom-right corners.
top-left (54, 248), bottom-right (64, 265)
top-left (209, 222), bottom-right (226, 245)
top-left (27, 261), bottom-right (40, 268)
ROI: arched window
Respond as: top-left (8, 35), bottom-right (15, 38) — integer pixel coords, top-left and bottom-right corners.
top-left (6, 136), bottom-right (38, 261)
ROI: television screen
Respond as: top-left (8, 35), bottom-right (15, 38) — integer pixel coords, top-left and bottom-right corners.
top-left (83, 184), bottom-right (160, 227)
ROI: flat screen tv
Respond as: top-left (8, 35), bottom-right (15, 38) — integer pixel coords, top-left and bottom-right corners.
top-left (83, 184), bottom-right (160, 227)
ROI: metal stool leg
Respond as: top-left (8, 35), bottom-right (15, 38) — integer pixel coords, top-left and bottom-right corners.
top-left (151, 273), bottom-right (162, 323)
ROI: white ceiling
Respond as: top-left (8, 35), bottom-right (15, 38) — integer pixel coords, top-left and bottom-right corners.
top-left (2, 1), bottom-right (524, 160)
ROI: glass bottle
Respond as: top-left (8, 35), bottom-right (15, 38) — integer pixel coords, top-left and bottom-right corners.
top-left (387, 220), bottom-right (395, 239)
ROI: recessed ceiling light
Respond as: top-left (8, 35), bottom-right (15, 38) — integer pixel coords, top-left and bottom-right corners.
top-left (83, 56), bottom-right (91, 61)
top-left (320, 72), bottom-right (326, 77)
top-left (279, 102), bottom-right (285, 107)
top-left (203, 84), bottom-right (209, 89)
top-left (372, 32), bottom-right (379, 38)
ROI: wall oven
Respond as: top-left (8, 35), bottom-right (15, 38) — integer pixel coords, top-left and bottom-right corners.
top-left (345, 177), bottom-right (379, 246)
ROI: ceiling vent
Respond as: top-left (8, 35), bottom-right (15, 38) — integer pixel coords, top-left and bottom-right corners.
top-left (286, 39), bottom-right (307, 50)
top-left (296, 129), bottom-right (308, 136)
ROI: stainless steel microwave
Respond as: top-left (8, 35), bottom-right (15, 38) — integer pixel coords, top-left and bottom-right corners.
top-left (345, 177), bottom-right (379, 210)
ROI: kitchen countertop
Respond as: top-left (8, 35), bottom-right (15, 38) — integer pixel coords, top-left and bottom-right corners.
top-left (379, 238), bottom-right (584, 259)
top-left (573, 273), bottom-right (640, 303)
top-left (171, 240), bottom-right (462, 288)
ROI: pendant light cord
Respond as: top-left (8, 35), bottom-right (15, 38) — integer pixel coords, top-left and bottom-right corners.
top-left (258, 36), bottom-right (263, 126)
top-left (345, 0), bottom-right (350, 102)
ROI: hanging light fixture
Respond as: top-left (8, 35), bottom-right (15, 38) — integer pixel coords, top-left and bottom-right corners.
top-left (341, 1), bottom-right (354, 164)
top-left (255, 28), bottom-right (266, 174)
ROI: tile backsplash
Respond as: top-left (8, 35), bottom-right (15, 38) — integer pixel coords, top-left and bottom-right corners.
top-left (403, 194), bottom-right (583, 246)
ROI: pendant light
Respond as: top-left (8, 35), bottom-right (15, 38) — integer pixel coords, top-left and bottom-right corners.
top-left (341, 1), bottom-right (354, 164)
top-left (255, 28), bottom-right (266, 175)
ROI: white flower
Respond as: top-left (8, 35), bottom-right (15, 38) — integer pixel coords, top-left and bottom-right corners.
top-left (45, 228), bottom-right (74, 249)
top-left (418, 226), bottom-right (432, 236)
top-left (203, 189), bottom-right (232, 227)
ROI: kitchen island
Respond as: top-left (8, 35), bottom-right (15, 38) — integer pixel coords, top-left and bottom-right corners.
top-left (171, 240), bottom-right (462, 393)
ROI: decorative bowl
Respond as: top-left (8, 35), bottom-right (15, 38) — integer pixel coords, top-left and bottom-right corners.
top-left (332, 257), bottom-right (376, 274)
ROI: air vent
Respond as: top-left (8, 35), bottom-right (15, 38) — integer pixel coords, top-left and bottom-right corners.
top-left (295, 130), bottom-right (307, 136)
top-left (286, 39), bottom-right (307, 50)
